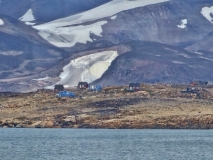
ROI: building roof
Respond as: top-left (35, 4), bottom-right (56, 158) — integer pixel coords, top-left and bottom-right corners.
top-left (191, 81), bottom-right (208, 85)
top-left (54, 84), bottom-right (64, 89)
top-left (78, 82), bottom-right (88, 85)
top-left (129, 83), bottom-right (140, 87)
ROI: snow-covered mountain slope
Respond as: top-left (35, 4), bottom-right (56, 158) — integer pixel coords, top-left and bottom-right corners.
top-left (33, 0), bottom-right (170, 47)
top-left (33, 0), bottom-right (213, 49)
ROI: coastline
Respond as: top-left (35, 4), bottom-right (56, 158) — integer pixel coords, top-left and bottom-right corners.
top-left (0, 84), bottom-right (213, 129)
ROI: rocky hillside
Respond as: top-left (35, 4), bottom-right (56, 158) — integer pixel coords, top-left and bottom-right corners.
top-left (187, 31), bottom-right (213, 52)
top-left (0, 14), bottom-right (68, 81)
top-left (0, 0), bottom-right (213, 91)
top-left (0, 84), bottom-right (213, 129)
top-left (94, 41), bottom-right (213, 86)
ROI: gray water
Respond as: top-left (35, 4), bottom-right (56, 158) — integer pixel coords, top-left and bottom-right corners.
top-left (0, 129), bottom-right (212, 160)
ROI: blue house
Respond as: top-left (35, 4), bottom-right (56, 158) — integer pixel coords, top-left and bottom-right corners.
top-left (56, 90), bottom-right (75, 98)
top-left (89, 84), bottom-right (102, 91)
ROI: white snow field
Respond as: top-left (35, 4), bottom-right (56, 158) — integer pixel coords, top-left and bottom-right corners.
top-left (36, 21), bottom-right (107, 47)
top-left (201, 6), bottom-right (213, 24)
top-left (33, 0), bottom-right (169, 48)
top-left (0, 18), bottom-right (4, 25)
top-left (56, 51), bottom-right (118, 87)
top-left (177, 19), bottom-right (187, 28)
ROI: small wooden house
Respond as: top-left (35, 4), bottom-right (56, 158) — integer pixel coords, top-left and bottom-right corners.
top-left (186, 87), bottom-right (202, 93)
top-left (129, 83), bottom-right (140, 92)
top-left (54, 84), bottom-right (64, 92)
top-left (190, 81), bottom-right (208, 86)
top-left (77, 82), bottom-right (88, 89)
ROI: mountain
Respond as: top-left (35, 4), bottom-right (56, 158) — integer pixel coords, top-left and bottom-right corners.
top-left (0, 0), bottom-right (213, 91)
top-left (33, 0), bottom-right (213, 48)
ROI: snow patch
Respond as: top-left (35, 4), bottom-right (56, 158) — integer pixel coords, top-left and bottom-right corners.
top-left (177, 19), bottom-right (187, 29)
top-left (32, 75), bottom-right (50, 81)
top-left (56, 51), bottom-right (118, 87)
top-left (36, 21), bottom-right (107, 48)
top-left (201, 6), bottom-right (213, 24)
top-left (111, 15), bottom-right (117, 20)
top-left (25, 22), bottom-right (36, 26)
top-left (0, 19), bottom-right (4, 25)
top-left (19, 9), bottom-right (35, 22)
top-left (172, 61), bottom-right (184, 64)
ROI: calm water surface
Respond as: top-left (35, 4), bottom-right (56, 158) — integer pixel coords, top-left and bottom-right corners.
top-left (0, 129), bottom-right (212, 160)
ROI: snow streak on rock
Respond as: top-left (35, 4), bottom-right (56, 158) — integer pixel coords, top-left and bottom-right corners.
top-left (57, 51), bottom-right (118, 87)
top-left (201, 6), bottom-right (213, 24)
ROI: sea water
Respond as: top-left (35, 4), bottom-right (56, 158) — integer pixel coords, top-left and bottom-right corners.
top-left (0, 129), bottom-right (212, 160)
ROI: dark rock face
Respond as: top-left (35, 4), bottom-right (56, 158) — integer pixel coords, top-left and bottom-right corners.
top-left (186, 31), bottom-right (213, 52)
top-left (94, 41), bottom-right (213, 86)
top-left (0, 0), bottom-right (30, 19)
top-left (0, 15), bottom-right (67, 79)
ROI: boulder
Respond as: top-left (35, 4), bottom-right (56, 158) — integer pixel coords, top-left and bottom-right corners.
top-left (63, 116), bottom-right (76, 124)
top-left (44, 121), bottom-right (54, 128)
